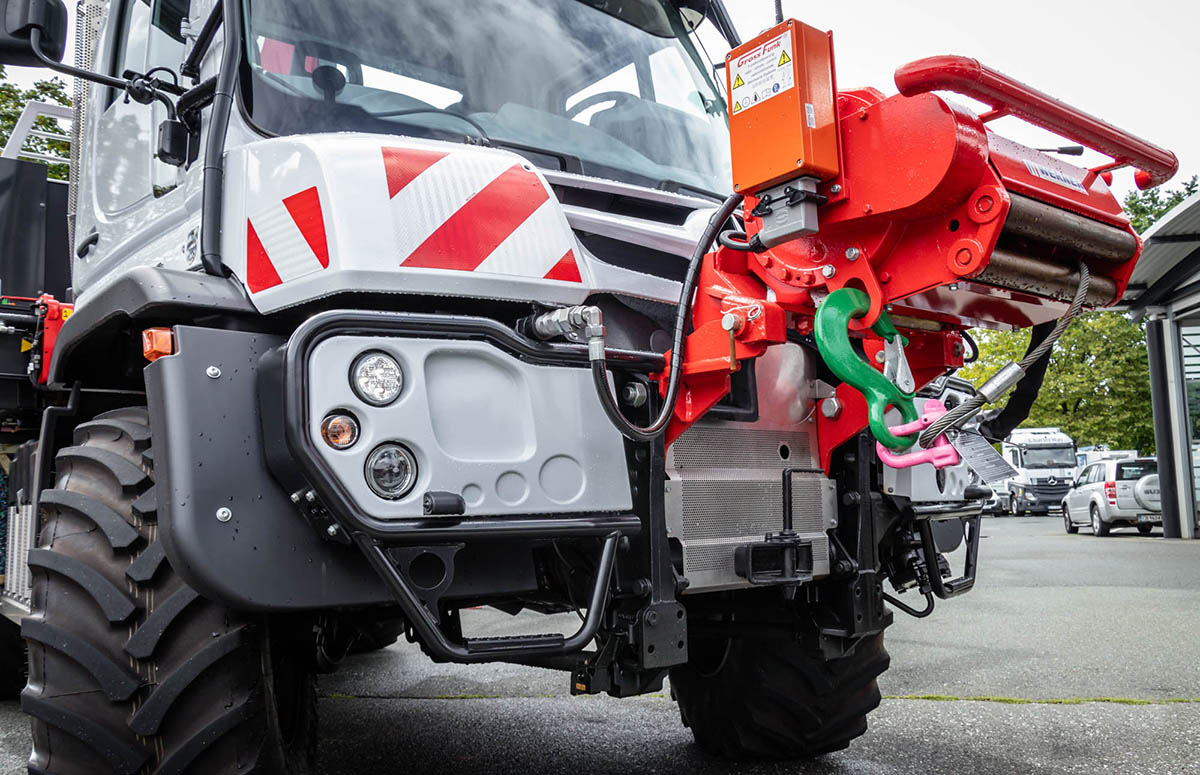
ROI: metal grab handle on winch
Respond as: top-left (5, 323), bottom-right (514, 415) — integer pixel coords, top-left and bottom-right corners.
top-left (894, 55), bottom-right (1178, 189)
top-left (814, 288), bottom-right (919, 451)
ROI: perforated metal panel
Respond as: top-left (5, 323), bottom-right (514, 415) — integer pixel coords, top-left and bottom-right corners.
top-left (68, 0), bottom-right (107, 249)
top-left (3, 504), bottom-right (36, 609)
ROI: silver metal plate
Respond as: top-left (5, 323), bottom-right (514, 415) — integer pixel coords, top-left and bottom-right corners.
top-left (952, 431), bottom-right (1017, 484)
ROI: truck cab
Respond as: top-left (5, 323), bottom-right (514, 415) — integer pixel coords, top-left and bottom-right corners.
top-left (1002, 428), bottom-right (1077, 516)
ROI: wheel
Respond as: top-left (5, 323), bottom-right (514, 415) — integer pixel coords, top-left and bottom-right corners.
top-left (1063, 508), bottom-right (1078, 534)
top-left (0, 617), bottom-right (27, 699)
top-left (23, 407), bottom-right (317, 775)
top-left (1137, 524), bottom-right (1153, 535)
top-left (1009, 498), bottom-right (1024, 517)
top-left (1090, 505), bottom-right (1109, 537)
top-left (670, 631), bottom-right (889, 760)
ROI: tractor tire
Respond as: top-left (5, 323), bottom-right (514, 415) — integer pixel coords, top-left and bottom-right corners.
top-left (0, 616), bottom-right (27, 700)
top-left (670, 631), bottom-right (889, 760)
top-left (22, 407), bottom-right (316, 775)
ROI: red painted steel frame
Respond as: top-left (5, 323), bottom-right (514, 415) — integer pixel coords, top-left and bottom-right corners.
top-left (659, 53), bottom-right (1170, 470)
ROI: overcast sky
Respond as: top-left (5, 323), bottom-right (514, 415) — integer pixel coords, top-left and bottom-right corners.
top-left (6, 0), bottom-right (1195, 199)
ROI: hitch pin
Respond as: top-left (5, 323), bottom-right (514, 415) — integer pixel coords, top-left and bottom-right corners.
top-left (882, 334), bottom-right (915, 394)
top-left (721, 312), bottom-right (744, 373)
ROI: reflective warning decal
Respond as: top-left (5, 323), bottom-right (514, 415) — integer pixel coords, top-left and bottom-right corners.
top-left (729, 30), bottom-right (794, 113)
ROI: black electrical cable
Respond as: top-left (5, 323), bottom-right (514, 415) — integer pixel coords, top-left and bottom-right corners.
top-left (962, 329), bottom-right (979, 364)
top-left (718, 229), bottom-right (755, 251)
top-left (883, 591), bottom-right (934, 618)
top-left (591, 192), bottom-right (744, 442)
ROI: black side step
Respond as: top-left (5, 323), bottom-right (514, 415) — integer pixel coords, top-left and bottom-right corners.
top-left (356, 531), bottom-right (620, 664)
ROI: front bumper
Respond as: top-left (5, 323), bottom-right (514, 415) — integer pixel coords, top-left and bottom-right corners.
top-left (147, 313), bottom-right (651, 611)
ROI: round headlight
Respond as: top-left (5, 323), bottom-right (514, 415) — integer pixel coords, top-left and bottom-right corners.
top-left (351, 351), bottom-right (403, 406)
top-left (364, 443), bottom-right (417, 500)
top-left (321, 412), bottom-right (360, 450)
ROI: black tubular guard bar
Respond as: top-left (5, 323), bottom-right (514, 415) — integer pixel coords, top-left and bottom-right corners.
top-left (917, 514), bottom-right (981, 599)
top-left (355, 531), bottom-right (621, 663)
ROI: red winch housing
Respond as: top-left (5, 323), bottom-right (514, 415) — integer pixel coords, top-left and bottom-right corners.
top-left (664, 21), bottom-right (1177, 469)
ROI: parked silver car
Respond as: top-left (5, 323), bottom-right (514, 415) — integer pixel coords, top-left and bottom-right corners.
top-left (1062, 458), bottom-right (1161, 536)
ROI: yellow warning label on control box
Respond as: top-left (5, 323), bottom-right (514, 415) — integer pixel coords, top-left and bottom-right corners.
top-left (727, 29), bottom-right (794, 114)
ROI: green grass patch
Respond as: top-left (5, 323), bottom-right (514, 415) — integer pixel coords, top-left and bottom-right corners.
top-left (884, 694), bottom-right (1199, 706)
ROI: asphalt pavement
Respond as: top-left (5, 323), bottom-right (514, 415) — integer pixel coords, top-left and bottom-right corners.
top-left (0, 517), bottom-right (1197, 774)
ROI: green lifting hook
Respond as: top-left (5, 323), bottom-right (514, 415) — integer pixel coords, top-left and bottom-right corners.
top-left (814, 288), bottom-right (919, 451)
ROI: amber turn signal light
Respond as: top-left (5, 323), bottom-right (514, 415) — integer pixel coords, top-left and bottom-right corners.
top-left (321, 412), bottom-right (361, 450)
top-left (141, 327), bottom-right (174, 362)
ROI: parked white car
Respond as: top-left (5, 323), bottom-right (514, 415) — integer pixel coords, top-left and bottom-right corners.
top-left (1062, 458), bottom-right (1161, 536)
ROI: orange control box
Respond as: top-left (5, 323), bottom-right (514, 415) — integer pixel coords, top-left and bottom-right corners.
top-left (726, 19), bottom-right (840, 194)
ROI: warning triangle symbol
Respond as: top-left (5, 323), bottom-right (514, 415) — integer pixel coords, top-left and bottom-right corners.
top-left (732, 101), bottom-right (742, 113)
top-left (20, 339), bottom-right (31, 353)
top-left (732, 73), bottom-right (745, 89)
top-left (778, 50), bottom-right (791, 67)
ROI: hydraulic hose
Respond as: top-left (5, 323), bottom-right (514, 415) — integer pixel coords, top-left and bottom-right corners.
top-left (590, 192), bottom-right (744, 442)
top-left (917, 261), bottom-right (1090, 447)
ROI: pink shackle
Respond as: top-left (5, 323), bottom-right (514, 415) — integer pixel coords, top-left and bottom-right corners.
top-left (875, 400), bottom-right (961, 470)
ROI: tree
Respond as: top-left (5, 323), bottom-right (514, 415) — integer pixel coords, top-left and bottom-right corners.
top-left (0, 65), bottom-right (72, 180)
top-left (1123, 175), bottom-right (1197, 234)
top-left (960, 312), bottom-right (1154, 452)
top-left (958, 176), bottom-right (1200, 453)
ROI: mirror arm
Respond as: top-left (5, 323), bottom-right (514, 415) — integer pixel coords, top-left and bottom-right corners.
top-left (30, 26), bottom-right (126, 91)
top-left (180, 3), bottom-right (223, 83)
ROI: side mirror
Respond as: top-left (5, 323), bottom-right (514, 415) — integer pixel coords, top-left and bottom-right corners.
top-left (0, 0), bottom-right (68, 67)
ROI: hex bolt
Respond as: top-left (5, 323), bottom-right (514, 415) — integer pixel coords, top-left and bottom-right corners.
top-left (830, 184), bottom-right (843, 194)
top-left (326, 524), bottom-right (339, 537)
top-left (821, 264), bottom-right (836, 279)
top-left (305, 490), bottom-right (317, 503)
top-left (645, 611), bottom-right (659, 626)
top-left (215, 507), bottom-right (232, 522)
top-left (721, 312), bottom-right (743, 332)
top-left (621, 382), bottom-right (649, 408)
top-left (820, 397), bottom-right (843, 420)
top-left (205, 365), bottom-right (221, 379)
top-left (844, 247), bottom-right (860, 261)
top-left (949, 283), bottom-right (960, 291)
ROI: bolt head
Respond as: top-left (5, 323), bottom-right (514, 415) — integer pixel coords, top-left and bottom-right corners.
top-left (721, 312), bottom-right (742, 331)
top-left (326, 524), bottom-right (339, 537)
top-left (821, 264), bottom-right (836, 279)
top-left (830, 184), bottom-right (843, 194)
top-left (875, 351), bottom-right (886, 364)
top-left (205, 365), bottom-right (221, 379)
top-left (215, 507), bottom-right (232, 522)
top-left (820, 397), bottom-right (843, 419)
top-left (645, 611), bottom-right (659, 626)
top-left (844, 247), bottom-right (860, 261)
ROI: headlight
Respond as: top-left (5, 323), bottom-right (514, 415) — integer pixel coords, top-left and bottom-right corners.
top-left (351, 351), bottom-right (403, 406)
top-left (365, 443), bottom-right (417, 500)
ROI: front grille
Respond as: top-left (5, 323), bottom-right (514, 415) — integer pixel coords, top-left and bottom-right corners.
top-left (1025, 483), bottom-right (1070, 498)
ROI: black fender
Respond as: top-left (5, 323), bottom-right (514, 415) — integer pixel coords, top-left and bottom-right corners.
top-left (49, 267), bottom-right (257, 388)
top-left (144, 324), bottom-right (393, 610)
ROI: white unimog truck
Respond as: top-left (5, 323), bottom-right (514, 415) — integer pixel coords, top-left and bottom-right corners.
top-left (0, 0), bottom-right (1175, 772)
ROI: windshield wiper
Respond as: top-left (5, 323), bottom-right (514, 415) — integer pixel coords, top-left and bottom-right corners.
top-left (368, 108), bottom-right (491, 145)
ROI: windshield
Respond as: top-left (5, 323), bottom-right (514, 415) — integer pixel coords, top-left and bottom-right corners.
top-left (1022, 447), bottom-right (1075, 468)
top-left (240, 0), bottom-right (731, 196)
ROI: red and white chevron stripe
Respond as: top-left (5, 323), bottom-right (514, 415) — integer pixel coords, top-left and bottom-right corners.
top-left (382, 146), bottom-right (582, 283)
top-left (246, 187), bottom-right (329, 293)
